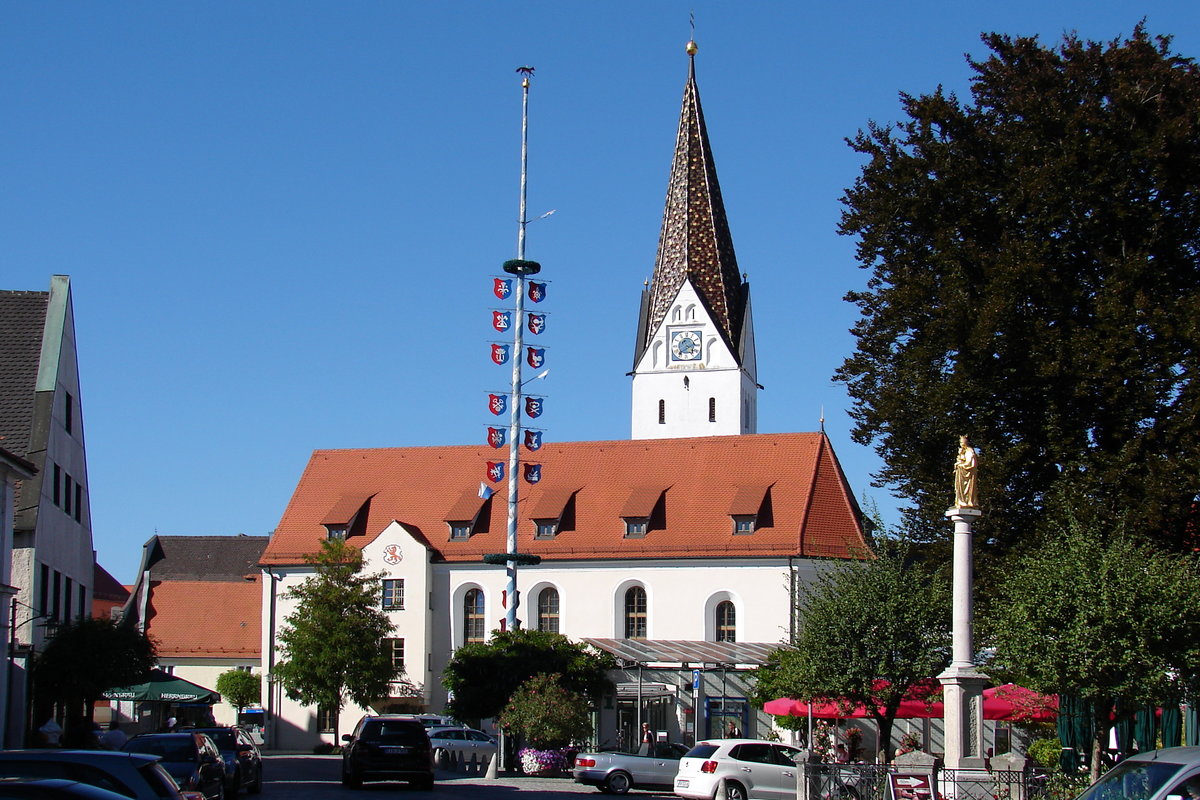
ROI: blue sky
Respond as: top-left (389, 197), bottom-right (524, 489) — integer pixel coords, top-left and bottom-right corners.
top-left (4, 2), bottom-right (1197, 584)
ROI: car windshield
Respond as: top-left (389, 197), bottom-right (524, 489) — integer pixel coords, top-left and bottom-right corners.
top-left (125, 738), bottom-right (195, 762)
top-left (361, 721), bottom-right (426, 745)
top-left (1076, 760), bottom-right (1186, 800)
top-left (684, 744), bottom-right (720, 759)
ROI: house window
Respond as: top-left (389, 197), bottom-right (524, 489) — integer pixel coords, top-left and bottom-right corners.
top-left (716, 601), bottom-right (737, 643)
top-left (77, 584), bottom-right (86, 621)
top-left (382, 579), bottom-right (404, 610)
top-left (733, 515), bottom-right (756, 535)
top-left (64, 392), bottom-right (73, 434)
top-left (537, 588), bottom-right (560, 633)
top-left (624, 519), bottom-right (648, 538)
top-left (64, 577), bottom-right (73, 621)
top-left (709, 397), bottom-right (717, 422)
top-left (658, 400), bottom-right (665, 425)
top-left (385, 638), bottom-right (405, 671)
top-left (464, 589), bottom-right (485, 644)
top-left (52, 570), bottom-right (62, 622)
top-left (624, 586), bottom-right (647, 639)
top-left (52, 464), bottom-right (61, 507)
top-left (326, 527), bottom-right (347, 540)
top-left (39, 564), bottom-right (49, 618)
top-left (74, 484), bottom-right (82, 523)
top-left (449, 522), bottom-right (472, 540)
top-left (535, 520), bottom-right (559, 539)
top-left (63, 475), bottom-right (72, 516)
top-left (317, 704), bottom-right (336, 733)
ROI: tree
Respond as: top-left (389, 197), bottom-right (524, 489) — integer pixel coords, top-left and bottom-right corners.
top-left (753, 543), bottom-right (951, 760)
top-left (498, 673), bottom-right (592, 749)
top-left (442, 629), bottom-right (615, 724)
top-left (273, 538), bottom-right (397, 741)
top-left (34, 618), bottom-right (156, 746)
top-left (216, 670), bottom-right (261, 714)
top-left (835, 26), bottom-right (1200, 552)
top-left (983, 518), bottom-right (1200, 780)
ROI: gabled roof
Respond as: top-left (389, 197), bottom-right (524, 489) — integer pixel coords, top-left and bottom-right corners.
top-left (639, 46), bottom-right (746, 360)
top-left (262, 433), bottom-right (869, 566)
top-left (93, 562), bottom-right (130, 604)
top-left (0, 290), bottom-right (49, 458)
top-left (144, 578), bottom-right (261, 659)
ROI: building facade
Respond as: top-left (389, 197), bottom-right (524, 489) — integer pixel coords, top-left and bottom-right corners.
top-left (0, 276), bottom-right (97, 746)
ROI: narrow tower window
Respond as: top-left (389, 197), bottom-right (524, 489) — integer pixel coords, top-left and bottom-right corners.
top-left (464, 589), bottom-right (485, 644)
top-left (624, 586), bottom-right (647, 639)
top-left (537, 588), bottom-right (560, 633)
top-left (716, 601), bottom-right (736, 642)
top-left (658, 399), bottom-right (665, 425)
top-left (709, 397), bottom-right (716, 422)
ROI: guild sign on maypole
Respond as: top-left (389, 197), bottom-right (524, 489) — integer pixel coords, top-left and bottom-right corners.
top-left (482, 65), bottom-right (552, 632)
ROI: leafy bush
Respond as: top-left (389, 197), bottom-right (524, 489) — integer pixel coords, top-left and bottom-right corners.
top-left (1027, 738), bottom-right (1062, 770)
top-left (499, 673), bottom-right (591, 749)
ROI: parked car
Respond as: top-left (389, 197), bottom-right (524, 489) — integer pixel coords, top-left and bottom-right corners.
top-left (674, 739), bottom-right (803, 800)
top-left (341, 714), bottom-right (435, 789)
top-left (574, 743), bottom-right (691, 793)
top-left (0, 777), bottom-right (144, 800)
top-left (1074, 746), bottom-right (1200, 800)
top-left (192, 727), bottom-right (263, 796)
top-left (0, 750), bottom-right (188, 800)
top-left (426, 726), bottom-right (498, 769)
top-left (123, 733), bottom-right (227, 800)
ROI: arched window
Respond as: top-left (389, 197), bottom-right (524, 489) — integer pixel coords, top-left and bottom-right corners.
top-left (537, 587), bottom-right (560, 633)
top-left (464, 588), bottom-right (485, 644)
top-left (658, 399), bottom-right (666, 425)
top-left (716, 601), bottom-right (736, 642)
top-left (625, 586), bottom-right (647, 639)
top-left (709, 397), bottom-right (716, 422)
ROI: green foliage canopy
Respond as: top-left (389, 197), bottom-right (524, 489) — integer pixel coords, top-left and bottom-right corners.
top-left (836, 26), bottom-right (1200, 550)
top-left (216, 669), bottom-right (261, 713)
top-left (754, 544), bottom-right (950, 759)
top-left (498, 673), bottom-right (592, 749)
top-left (442, 629), bottom-right (615, 723)
top-left (36, 617), bottom-right (157, 707)
top-left (984, 521), bottom-right (1200, 775)
top-left (274, 538), bottom-right (397, 739)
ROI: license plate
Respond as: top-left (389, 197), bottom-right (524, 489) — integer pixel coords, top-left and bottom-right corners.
top-left (381, 746), bottom-right (409, 754)
top-left (678, 779), bottom-right (690, 788)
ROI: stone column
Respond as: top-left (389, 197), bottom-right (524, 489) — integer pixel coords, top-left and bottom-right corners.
top-left (939, 507), bottom-right (988, 770)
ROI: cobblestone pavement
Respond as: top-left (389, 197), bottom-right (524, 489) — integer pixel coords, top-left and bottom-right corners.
top-left (260, 754), bottom-right (678, 800)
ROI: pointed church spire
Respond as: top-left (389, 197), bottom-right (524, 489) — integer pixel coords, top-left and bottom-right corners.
top-left (641, 39), bottom-right (745, 356)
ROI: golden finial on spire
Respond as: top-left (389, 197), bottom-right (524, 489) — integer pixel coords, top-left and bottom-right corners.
top-left (686, 40), bottom-right (698, 56)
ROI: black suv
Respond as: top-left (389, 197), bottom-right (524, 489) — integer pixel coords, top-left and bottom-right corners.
top-left (341, 715), bottom-right (434, 790)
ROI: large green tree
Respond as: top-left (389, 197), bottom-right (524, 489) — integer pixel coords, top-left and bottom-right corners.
top-left (34, 618), bottom-right (157, 746)
top-left (754, 543), bottom-right (950, 760)
top-left (442, 629), bottom-right (614, 724)
top-left (983, 518), bottom-right (1200, 780)
top-left (274, 538), bottom-right (397, 741)
top-left (836, 26), bottom-right (1200, 550)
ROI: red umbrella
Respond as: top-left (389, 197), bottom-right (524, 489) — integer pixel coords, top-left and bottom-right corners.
top-left (764, 680), bottom-right (945, 720)
top-left (982, 684), bottom-right (1058, 722)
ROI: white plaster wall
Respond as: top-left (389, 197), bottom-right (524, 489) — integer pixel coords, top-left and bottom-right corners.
top-left (632, 280), bottom-right (756, 439)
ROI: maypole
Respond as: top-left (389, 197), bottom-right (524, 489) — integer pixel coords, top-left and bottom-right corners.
top-left (484, 66), bottom-right (547, 632)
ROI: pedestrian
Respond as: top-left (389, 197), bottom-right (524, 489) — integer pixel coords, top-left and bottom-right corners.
top-left (638, 722), bottom-right (653, 755)
top-left (836, 744), bottom-right (849, 763)
top-left (726, 720), bottom-right (741, 738)
top-left (99, 721), bottom-right (128, 750)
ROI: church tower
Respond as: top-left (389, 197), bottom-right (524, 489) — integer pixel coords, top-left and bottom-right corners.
top-left (631, 41), bottom-right (758, 440)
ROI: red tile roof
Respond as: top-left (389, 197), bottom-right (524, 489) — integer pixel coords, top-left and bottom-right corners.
top-left (263, 433), bottom-right (869, 566)
top-left (144, 578), bottom-right (261, 658)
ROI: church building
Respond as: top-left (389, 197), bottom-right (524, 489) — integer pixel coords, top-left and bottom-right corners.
top-left (259, 42), bottom-right (869, 751)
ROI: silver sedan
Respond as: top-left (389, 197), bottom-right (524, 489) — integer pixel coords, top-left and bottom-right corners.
top-left (573, 743), bottom-right (691, 794)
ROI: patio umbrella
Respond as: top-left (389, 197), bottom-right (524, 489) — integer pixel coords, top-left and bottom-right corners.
top-left (101, 669), bottom-right (220, 704)
top-left (1134, 705), bottom-right (1158, 752)
top-left (764, 680), bottom-right (945, 720)
top-left (1162, 704), bottom-right (1182, 749)
top-left (981, 684), bottom-right (1058, 722)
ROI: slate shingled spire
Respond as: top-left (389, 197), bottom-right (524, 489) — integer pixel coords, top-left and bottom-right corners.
top-left (640, 41), bottom-right (746, 358)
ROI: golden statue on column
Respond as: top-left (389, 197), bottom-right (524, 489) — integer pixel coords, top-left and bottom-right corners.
top-left (953, 435), bottom-right (978, 509)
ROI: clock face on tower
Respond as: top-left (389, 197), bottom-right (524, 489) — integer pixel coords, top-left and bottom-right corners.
top-left (670, 330), bottom-right (703, 361)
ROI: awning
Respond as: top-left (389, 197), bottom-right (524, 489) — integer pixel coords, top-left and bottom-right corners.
top-left (583, 638), bottom-right (779, 667)
top-left (102, 670), bottom-right (221, 704)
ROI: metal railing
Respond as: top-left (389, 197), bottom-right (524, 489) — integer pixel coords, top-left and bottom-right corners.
top-left (799, 762), bottom-right (1053, 800)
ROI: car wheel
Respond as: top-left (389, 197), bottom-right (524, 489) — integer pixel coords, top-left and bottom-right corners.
top-left (343, 767), bottom-right (362, 789)
top-left (414, 777), bottom-right (435, 790)
top-left (247, 765), bottom-right (262, 795)
top-left (434, 748), bottom-right (450, 769)
top-left (226, 769), bottom-right (240, 798)
top-left (213, 781), bottom-right (226, 800)
top-left (723, 780), bottom-right (748, 800)
top-left (604, 771), bottom-right (633, 795)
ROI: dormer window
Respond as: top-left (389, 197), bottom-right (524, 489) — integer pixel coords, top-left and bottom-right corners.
top-left (449, 522), bottom-right (473, 540)
top-left (732, 515), bottom-right (756, 535)
top-left (444, 488), bottom-right (494, 541)
top-left (535, 519), bottom-right (559, 539)
top-left (326, 526), bottom-right (348, 540)
top-left (729, 484), bottom-right (773, 535)
top-left (321, 493), bottom-right (374, 541)
top-left (528, 486), bottom-right (579, 540)
top-left (624, 518), bottom-right (649, 538)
